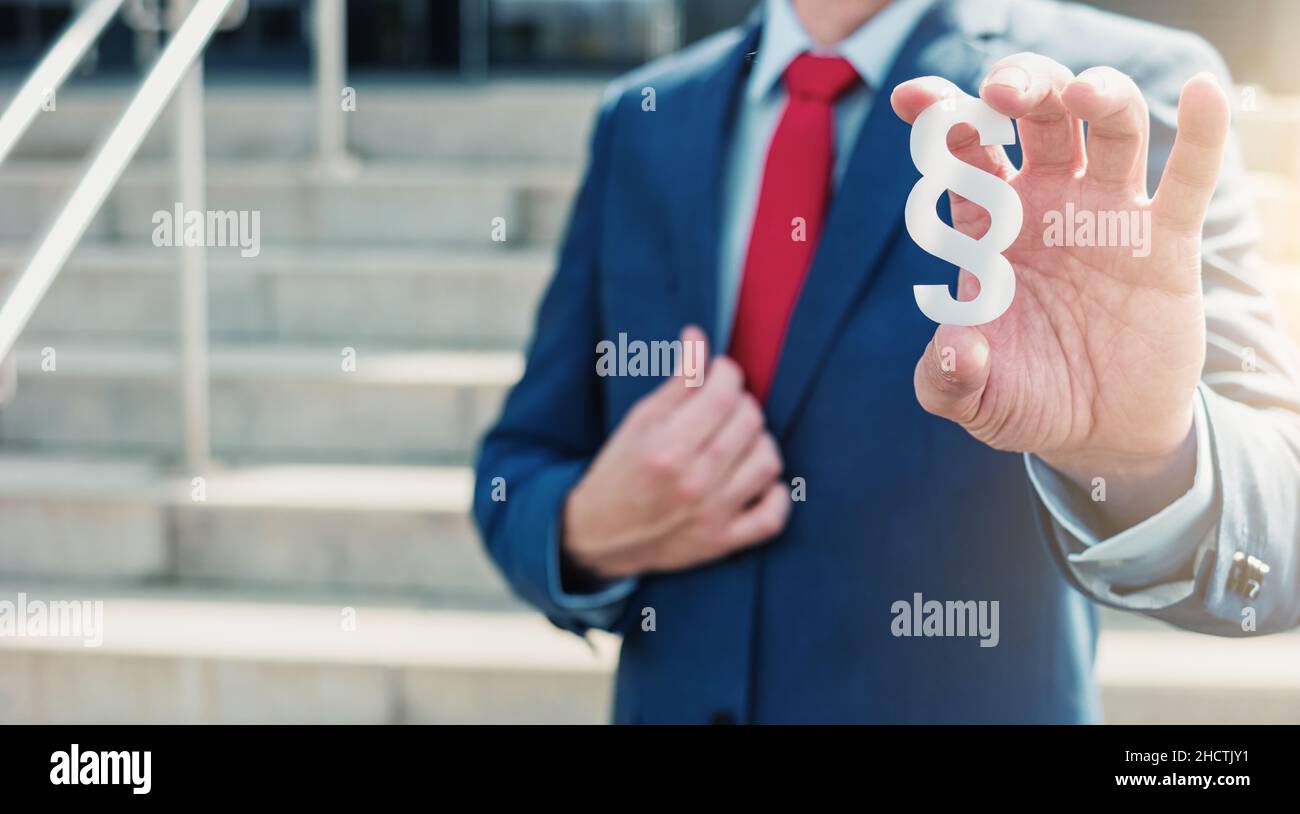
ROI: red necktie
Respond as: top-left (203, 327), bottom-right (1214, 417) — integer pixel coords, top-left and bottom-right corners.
top-left (728, 53), bottom-right (861, 402)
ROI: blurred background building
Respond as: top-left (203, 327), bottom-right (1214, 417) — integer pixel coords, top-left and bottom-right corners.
top-left (0, 0), bottom-right (1297, 723)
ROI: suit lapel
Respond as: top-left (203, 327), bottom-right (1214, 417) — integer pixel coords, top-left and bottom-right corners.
top-left (674, 22), bottom-right (764, 344)
top-left (764, 0), bottom-right (1011, 438)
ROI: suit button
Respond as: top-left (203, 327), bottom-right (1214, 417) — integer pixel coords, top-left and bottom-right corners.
top-left (1227, 551), bottom-right (1270, 600)
top-left (710, 711), bottom-right (736, 725)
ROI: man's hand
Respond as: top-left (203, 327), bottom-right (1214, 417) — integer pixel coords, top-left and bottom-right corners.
top-left (891, 53), bottom-right (1231, 530)
top-left (562, 327), bottom-right (791, 580)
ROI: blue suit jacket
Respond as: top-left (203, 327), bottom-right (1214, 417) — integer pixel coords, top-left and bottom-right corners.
top-left (474, 0), bottom-right (1300, 723)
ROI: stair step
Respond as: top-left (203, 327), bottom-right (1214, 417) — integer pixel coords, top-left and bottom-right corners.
top-left (1, 163), bottom-right (1292, 263)
top-left (5, 80), bottom-right (1298, 172)
top-left (0, 582), bottom-right (1295, 723)
top-left (1, 343), bottom-right (520, 463)
top-left (1094, 627), bottom-right (1300, 724)
top-left (0, 454), bottom-right (510, 599)
top-left (0, 243), bottom-right (553, 347)
top-left (5, 243), bottom-right (1297, 347)
top-left (0, 584), bottom-right (615, 723)
top-left (0, 159), bottom-right (580, 246)
top-left (2, 80), bottom-right (602, 163)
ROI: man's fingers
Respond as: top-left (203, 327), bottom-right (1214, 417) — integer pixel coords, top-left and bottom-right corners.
top-left (719, 431), bottom-right (783, 508)
top-left (891, 76), bottom-right (1015, 178)
top-left (1152, 72), bottom-right (1230, 231)
top-left (681, 393), bottom-right (765, 490)
top-left (664, 324), bottom-right (710, 397)
top-left (979, 52), bottom-right (1083, 176)
top-left (631, 325), bottom-right (708, 424)
top-left (914, 324), bottom-right (991, 426)
top-left (722, 481), bottom-right (792, 550)
top-left (675, 325), bottom-right (709, 377)
top-left (891, 75), bottom-right (957, 123)
top-left (659, 354), bottom-right (745, 454)
top-left (1062, 66), bottom-right (1149, 190)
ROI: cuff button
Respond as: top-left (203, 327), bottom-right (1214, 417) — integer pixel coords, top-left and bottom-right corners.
top-left (1227, 551), bottom-right (1270, 600)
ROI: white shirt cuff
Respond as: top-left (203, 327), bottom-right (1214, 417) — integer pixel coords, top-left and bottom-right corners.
top-left (546, 516), bottom-right (638, 630)
top-left (1025, 389), bottom-right (1217, 596)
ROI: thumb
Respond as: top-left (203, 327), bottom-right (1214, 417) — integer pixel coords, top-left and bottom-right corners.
top-left (914, 324), bottom-right (991, 426)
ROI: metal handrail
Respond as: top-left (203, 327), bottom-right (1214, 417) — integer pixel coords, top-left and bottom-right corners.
top-left (0, 0), bottom-right (349, 470)
top-left (0, 0), bottom-right (236, 470)
top-left (0, 0), bottom-right (127, 168)
top-left (0, 0), bottom-right (235, 363)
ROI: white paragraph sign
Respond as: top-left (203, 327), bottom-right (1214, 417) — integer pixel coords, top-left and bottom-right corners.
top-left (904, 88), bottom-right (1023, 326)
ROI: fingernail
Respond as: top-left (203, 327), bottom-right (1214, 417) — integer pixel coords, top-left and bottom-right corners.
top-left (985, 66), bottom-right (1029, 93)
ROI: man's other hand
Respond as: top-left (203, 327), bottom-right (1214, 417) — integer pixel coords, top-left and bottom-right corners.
top-left (562, 326), bottom-right (791, 580)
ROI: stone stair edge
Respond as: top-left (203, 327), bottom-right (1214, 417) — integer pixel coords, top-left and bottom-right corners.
top-left (0, 582), bottom-right (617, 671)
top-left (0, 241), bottom-right (557, 272)
top-left (0, 580), bottom-right (1295, 689)
top-left (9, 341), bottom-right (523, 384)
top-left (0, 76), bottom-right (608, 102)
top-left (0, 157), bottom-right (583, 185)
top-left (0, 451), bottom-right (475, 513)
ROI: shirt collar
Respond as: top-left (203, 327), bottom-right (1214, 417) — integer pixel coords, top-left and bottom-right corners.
top-left (747, 0), bottom-right (937, 102)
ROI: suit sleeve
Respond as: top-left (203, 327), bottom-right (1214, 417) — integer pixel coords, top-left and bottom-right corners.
top-left (472, 91), bottom-right (636, 636)
top-left (1036, 33), bottom-right (1300, 635)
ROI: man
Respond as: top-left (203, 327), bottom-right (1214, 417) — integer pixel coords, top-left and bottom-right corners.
top-left (473, 0), bottom-right (1300, 723)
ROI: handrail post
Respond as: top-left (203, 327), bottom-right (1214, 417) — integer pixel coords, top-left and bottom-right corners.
top-left (170, 0), bottom-right (211, 472)
top-left (0, 352), bottom-right (14, 407)
top-left (649, 0), bottom-right (682, 59)
top-left (314, 0), bottom-right (355, 177)
top-left (459, 0), bottom-right (489, 79)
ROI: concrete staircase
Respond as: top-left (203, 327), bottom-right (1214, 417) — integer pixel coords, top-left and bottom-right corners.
top-left (0, 80), bottom-right (1298, 724)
